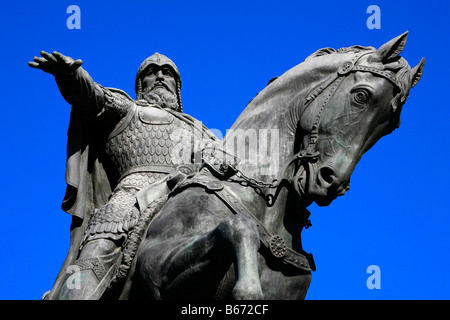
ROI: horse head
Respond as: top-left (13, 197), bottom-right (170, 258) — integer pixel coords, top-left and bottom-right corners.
top-left (222, 33), bottom-right (424, 209)
top-left (283, 32), bottom-right (425, 207)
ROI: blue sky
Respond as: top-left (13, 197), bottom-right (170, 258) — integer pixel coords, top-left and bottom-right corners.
top-left (1, 0), bottom-right (448, 300)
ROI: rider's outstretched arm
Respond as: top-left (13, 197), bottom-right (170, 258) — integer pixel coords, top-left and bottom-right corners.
top-left (29, 51), bottom-right (105, 117)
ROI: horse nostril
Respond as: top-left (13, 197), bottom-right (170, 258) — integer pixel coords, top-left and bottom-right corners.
top-left (318, 166), bottom-right (337, 188)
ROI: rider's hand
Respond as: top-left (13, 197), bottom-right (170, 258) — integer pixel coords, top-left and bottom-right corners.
top-left (28, 51), bottom-right (83, 77)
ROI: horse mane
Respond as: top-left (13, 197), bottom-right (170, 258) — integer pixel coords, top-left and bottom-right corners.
top-left (231, 43), bottom-right (412, 136)
top-left (304, 45), bottom-right (375, 61)
top-left (238, 47), bottom-right (375, 119)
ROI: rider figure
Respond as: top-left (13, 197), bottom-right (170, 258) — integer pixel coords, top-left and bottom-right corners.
top-left (29, 51), bottom-right (218, 299)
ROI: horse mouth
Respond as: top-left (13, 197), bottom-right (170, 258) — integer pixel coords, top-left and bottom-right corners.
top-left (312, 193), bottom-right (338, 207)
top-left (294, 165), bottom-right (308, 198)
top-left (293, 163), bottom-right (350, 206)
top-left (294, 164), bottom-right (333, 205)
top-left (297, 176), bottom-right (306, 196)
top-left (311, 180), bottom-right (350, 206)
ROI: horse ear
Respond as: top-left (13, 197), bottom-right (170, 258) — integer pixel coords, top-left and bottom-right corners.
top-left (375, 31), bottom-right (409, 62)
top-left (410, 58), bottom-right (425, 88)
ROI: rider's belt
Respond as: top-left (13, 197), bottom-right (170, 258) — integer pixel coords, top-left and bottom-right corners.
top-left (173, 179), bottom-right (316, 272)
top-left (119, 164), bottom-right (176, 181)
top-left (118, 164), bottom-right (203, 182)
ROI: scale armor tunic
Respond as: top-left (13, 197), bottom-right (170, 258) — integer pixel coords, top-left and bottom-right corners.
top-left (82, 92), bottom-right (203, 246)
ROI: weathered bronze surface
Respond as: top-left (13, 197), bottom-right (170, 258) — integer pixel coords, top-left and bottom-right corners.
top-left (29, 32), bottom-right (424, 300)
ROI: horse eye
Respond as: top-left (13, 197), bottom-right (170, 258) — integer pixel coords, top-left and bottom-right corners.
top-left (353, 89), bottom-right (370, 105)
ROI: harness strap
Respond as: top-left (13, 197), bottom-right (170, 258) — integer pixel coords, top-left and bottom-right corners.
top-left (172, 178), bottom-right (316, 272)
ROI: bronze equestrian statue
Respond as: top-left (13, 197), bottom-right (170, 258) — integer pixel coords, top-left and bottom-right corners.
top-left (30, 32), bottom-right (424, 299)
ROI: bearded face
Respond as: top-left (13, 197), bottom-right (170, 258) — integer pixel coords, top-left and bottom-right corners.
top-left (142, 86), bottom-right (179, 111)
top-left (140, 65), bottom-right (180, 111)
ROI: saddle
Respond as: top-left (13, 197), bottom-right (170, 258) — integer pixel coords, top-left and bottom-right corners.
top-left (169, 157), bottom-right (316, 272)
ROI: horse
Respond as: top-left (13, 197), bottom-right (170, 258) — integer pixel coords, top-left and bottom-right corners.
top-left (130, 32), bottom-right (424, 300)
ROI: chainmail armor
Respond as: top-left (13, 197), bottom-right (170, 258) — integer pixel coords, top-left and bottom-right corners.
top-left (104, 105), bottom-right (196, 180)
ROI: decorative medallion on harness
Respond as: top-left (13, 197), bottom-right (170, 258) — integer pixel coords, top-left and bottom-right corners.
top-left (338, 61), bottom-right (354, 75)
top-left (270, 235), bottom-right (287, 258)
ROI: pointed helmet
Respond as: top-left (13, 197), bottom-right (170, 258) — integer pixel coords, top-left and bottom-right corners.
top-left (135, 52), bottom-right (182, 111)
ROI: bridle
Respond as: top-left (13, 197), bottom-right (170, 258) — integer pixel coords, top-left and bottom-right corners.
top-left (206, 50), bottom-right (403, 206)
top-left (280, 50), bottom-right (403, 194)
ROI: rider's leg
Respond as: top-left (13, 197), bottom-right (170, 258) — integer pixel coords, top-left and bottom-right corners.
top-left (58, 238), bottom-right (121, 300)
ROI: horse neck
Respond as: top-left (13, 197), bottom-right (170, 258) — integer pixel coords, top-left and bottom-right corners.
top-left (220, 77), bottom-right (315, 249)
top-left (221, 81), bottom-right (304, 183)
top-left (221, 54), bottom-right (342, 182)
